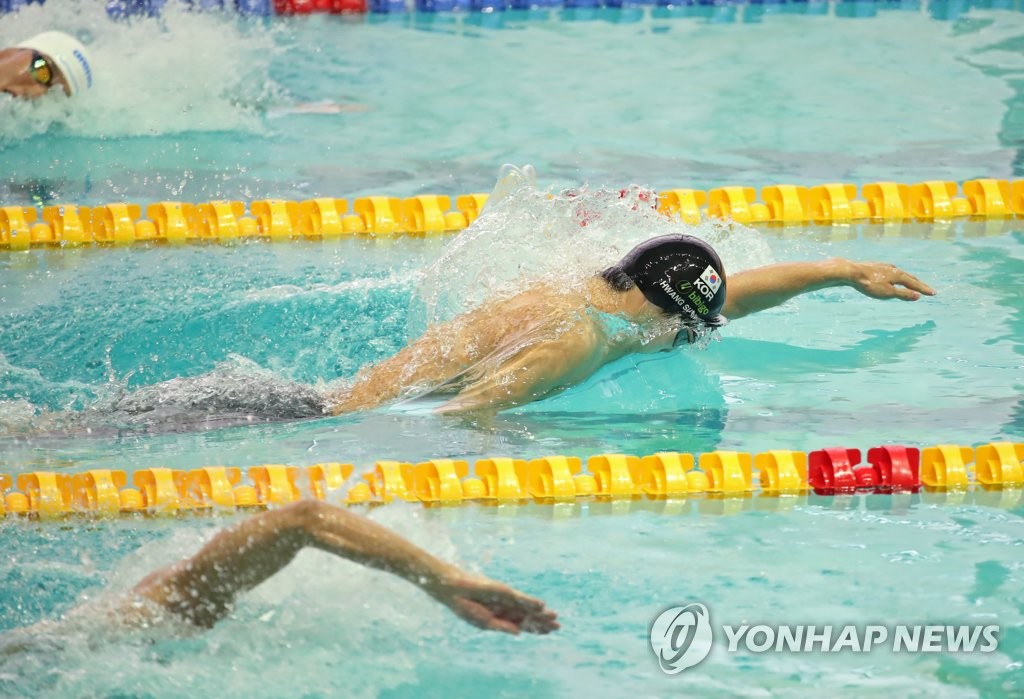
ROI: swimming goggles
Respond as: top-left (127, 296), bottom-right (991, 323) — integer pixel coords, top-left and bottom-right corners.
top-left (29, 51), bottom-right (54, 89)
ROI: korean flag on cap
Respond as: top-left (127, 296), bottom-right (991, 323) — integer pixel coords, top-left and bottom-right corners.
top-left (699, 265), bottom-right (722, 294)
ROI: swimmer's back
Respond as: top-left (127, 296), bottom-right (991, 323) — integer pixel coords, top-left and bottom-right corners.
top-left (329, 282), bottom-right (598, 414)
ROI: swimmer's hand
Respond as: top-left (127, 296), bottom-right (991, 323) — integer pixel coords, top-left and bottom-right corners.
top-left (428, 572), bottom-right (560, 635)
top-left (725, 258), bottom-right (936, 320)
top-left (846, 260), bottom-right (936, 301)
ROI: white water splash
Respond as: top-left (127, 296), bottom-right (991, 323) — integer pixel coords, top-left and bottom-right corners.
top-left (416, 164), bottom-right (774, 328)
top-left (234, 274), bottom-right (413, 305)
top-left (0, 1), bottom-right (280, 144)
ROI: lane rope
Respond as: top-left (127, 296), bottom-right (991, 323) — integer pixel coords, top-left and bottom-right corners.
top-left (2, 442), bottom-right (1021, 518)
top-left (0, 179), bottom-right (1020, 249)
top-left (5, 0), bottom-right (991, 19)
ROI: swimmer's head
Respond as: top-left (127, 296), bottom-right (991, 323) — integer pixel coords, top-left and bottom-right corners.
top-left (1, 31), bottom-right (94, 99)
top-left (602, 234), bottom-right (728, 331)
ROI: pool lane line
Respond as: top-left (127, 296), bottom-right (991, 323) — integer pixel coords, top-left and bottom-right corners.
top-left (0, 179), bottom-right (1020, 248)
top-left (1, 442), bottom-right (1020, 517)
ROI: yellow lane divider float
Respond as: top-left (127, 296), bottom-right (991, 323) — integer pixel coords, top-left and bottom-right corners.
top-left (2, 442), bottom-right (1020, 518)
top-left (0, 179), bottom-right (1019, 249)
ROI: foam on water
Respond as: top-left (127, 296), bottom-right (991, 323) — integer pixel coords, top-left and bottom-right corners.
top-left (0, 1), bottom-right (278, 145)
top-left (416, 164), bottom-right (772, 329)
top-left (0, 505), bottom-right (462, 698)
top-left (1, 498), bottom-right (1020, 698)
top-left (0, 8), bottom-right (1020, 694)
top-left (234, 274), bottom-right (411, 305)
top-left (0, 165), bottom-right (775, 435)
top-left (2, 8), bottom-right (1022, 203)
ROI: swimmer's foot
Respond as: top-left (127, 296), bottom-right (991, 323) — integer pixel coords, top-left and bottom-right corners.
top-left (429, 572), bottom-right (560, 635)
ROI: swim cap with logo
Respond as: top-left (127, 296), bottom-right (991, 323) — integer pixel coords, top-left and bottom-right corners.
top-left (15, 31), bottom-right (94, 97)
top-left (617, 234), bottom-right (727, 328)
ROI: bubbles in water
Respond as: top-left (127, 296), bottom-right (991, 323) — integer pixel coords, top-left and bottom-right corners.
top-left (0, 354), bottom-right (342, 437)
top-left (0, 1), bottom-right (282, 144)
top-left (0, 398), bottom-right (39, 434)
top-left (0, 166), bottom-right (777, 436)
top-left (73, 354), bottom-right (340, 434)
top-left (415, 164), bottom-right (774, 330)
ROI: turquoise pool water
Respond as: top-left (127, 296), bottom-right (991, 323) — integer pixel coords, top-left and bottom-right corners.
top-left (2, 1), bottom-right (1024, 202)
top-left (2, 2), bottom-right (1023, 697)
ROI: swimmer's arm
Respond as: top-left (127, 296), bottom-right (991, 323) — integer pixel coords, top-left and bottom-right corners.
top-left (131, 501), bottom-right (558, 634)
top-left (437, 332), bottom-right (598, 414)
top-left (436, 345), bottom-right (572, 414)
top-left (328, 326), bottom-right (468, 414)
top-left (723, 258), bottom-right (935, 320)
top-left (130, 502), bottom-right (457, 628)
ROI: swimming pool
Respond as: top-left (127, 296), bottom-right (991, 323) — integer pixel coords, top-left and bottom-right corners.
top-left (2, 2), bottom-right (1023, 697)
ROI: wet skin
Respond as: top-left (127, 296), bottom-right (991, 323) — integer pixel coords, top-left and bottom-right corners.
top-left (0, 47), bottom-right (69, 99)
top-left (328, 258), bottom-right (936, 415)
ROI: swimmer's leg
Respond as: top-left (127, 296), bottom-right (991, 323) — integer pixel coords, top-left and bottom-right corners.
top-left (131, 500), bottom-right (558, 634)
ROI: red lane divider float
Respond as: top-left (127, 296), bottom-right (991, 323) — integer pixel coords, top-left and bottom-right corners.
top-left (274, 0), bottom-right (367, 13)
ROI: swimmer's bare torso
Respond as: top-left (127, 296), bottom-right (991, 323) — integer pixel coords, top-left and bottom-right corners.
top-left (1, 255), bottom-right (931, 439)
top-left (327, 276), bottom-right (658, 415)
top-left (325, 258), bottom-right (936, 416)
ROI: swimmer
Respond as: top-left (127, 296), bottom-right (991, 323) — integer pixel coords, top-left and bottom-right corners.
top-left (14, 500), bottom-right (558, 637)
top-left (82, 231), bottom-right (934, 429)
top-left (0, 31), bottom-right (94, 100)
top-left (53, 176), bottom-right (929, 431)
top-left (326, 234), bottom-right (936, 415)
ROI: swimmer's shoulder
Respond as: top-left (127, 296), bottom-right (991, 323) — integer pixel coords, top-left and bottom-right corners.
top-left (497, 281), bottom-right (589, 316)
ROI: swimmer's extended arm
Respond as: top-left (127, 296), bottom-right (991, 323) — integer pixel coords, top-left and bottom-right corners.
top-left (722, 258), bottom-right (935, 320)
top-left (130, 500), bottom-right (558, 634)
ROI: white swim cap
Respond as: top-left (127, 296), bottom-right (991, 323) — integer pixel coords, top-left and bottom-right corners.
top-left (15, 31), bottom-right (94, 97)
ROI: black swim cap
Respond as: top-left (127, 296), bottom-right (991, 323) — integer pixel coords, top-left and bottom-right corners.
top-left (617, 234), bottom-right (727, 328)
